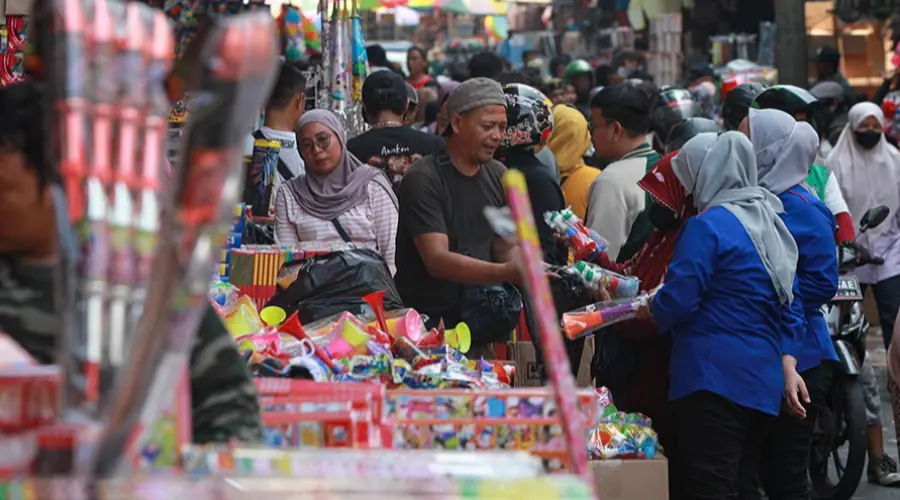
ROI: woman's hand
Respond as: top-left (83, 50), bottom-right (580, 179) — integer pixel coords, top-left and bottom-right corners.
top-left (593, 285), bottom-right (611, 303)
top-left (635, 298), bottom-right (653, 321)
top-left (782, 355), bottom-right (809, 419)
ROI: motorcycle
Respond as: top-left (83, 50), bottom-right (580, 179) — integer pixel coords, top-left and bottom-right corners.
top-left (810, 205), bottom-right (890, 500)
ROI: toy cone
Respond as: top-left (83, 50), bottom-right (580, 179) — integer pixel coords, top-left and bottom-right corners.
top-left (362, 290), bottom-right (390, 335)
top-left (444, 322), bottom-right (471, 354)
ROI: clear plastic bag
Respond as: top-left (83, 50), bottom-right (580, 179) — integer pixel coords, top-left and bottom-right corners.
top-left (561, 295), bottom-right (650, 340)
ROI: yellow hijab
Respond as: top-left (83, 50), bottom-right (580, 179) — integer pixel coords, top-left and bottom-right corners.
top-left (547, 105), bottom-right (600, 220)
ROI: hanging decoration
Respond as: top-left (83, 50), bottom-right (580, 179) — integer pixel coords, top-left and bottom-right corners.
top-left (350, 0), bottom-right (368, 102)
top-left (277, 5), bottom-right (308, 62)
top-left (327, 0), bottom-right (348, 117)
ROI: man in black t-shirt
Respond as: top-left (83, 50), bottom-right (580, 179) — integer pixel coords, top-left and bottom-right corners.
top-left (394, 78), bottom-right (522, 346)
top-left (347, 71), bottom-right (443, 192)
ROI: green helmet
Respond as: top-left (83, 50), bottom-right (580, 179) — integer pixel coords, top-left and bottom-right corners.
top-left (564, 59), bottom-right (593, 81)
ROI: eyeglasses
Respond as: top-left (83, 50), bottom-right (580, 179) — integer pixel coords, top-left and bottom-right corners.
top-left (299, 131), bottom-right (332, 153)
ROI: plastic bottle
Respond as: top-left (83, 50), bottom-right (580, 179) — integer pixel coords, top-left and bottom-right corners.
top-left (545, 210), bottom-right (608, 262)
top-left (573, 261), bottom-right (640, 298)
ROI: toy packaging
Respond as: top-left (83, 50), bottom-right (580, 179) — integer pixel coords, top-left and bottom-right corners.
top-left (562, 295), bottom-right (651, 340)
top-left (544, 209), bottom-right (608, 262)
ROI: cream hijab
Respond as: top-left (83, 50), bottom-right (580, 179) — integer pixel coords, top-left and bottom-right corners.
top-left (826, 102), bottom-right (900, 235)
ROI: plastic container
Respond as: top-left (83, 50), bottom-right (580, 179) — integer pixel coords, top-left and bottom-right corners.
top-left (544, 209), bottom-right (608, 262)
top-left (570, 261), bottom-right (640, 298)
top-left (561, 295), bottom-right (649, 339)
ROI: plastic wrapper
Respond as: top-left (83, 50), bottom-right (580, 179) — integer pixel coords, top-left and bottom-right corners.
top-left (89, 12), bottom-right (280, 476)
top-left (587, 386), bottom-right (658, 460)
top-left (545, 209), bottom-right (608, 262)
top-left (266, 248), bottom-right (402, 324)
top-left (5, 16), bottom-right (26, 52)
top-left (562, 295), bottom-right (650, 340)
top-left (242, 138), bottom-right (280, 218)
top-left (564, 261), bottom-right (640, 298)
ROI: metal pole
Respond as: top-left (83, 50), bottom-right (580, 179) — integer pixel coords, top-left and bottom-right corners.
top-left (774, 0), bottom-right (808, 86)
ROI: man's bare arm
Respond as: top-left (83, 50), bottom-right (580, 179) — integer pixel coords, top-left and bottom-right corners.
top-left (414, 233), bottom-right (520, 285)
top-left (492, 237), bottom-right (517, 263)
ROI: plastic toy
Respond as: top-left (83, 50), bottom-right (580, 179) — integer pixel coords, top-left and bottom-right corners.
top-left (561, 295), bottom-right (650, 339)
top-left (220, 294), bottom-right (265, 337)
top-left (568, 261), bottom-right (640, 298)
top-left (544, 209), bottom-right (607, 262)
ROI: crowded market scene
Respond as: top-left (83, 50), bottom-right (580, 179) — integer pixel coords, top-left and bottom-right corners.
top-left (2, 0), bottom-right (900, 498)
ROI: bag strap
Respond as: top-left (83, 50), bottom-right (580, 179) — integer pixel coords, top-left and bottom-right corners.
top-left (252, 129), bottom-right (296, 181)
top-left (331, 218), bottom-right (352, 243)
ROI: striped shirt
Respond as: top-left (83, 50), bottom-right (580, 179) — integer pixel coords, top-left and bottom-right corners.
top-left (273, 175), bottom-right (399, 274)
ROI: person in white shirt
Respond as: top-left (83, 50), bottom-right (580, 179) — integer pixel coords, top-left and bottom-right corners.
top-left (242, 60), bottom-right (308, 213)
top-left (585, 85), bottom-right (659, 261)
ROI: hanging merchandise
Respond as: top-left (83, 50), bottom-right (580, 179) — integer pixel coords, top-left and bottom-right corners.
top-left (1, 16), bottom-right (28, 86)
top-left (328, 0), bottom-right (347, 117)
top-left (277, 5), bottom-right (308, 62)
top-left (350, 0), bottom-right (368, 103)
top-left (87, 12), bottom-right (279, 475)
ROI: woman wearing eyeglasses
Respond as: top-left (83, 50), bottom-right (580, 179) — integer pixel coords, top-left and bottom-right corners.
top-left (273, 109), bottom-right (399, 274)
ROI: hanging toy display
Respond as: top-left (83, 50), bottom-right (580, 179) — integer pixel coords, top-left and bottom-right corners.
top-left (277, 5), bottom-right (307, 62)
top-left (327, 0), bottom-right (348, 120)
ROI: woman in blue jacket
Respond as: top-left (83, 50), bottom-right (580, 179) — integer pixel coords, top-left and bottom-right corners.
top-left (745, 108), bottom-right (839, 499)
top-left (649, 132), bottom-right (801, 500)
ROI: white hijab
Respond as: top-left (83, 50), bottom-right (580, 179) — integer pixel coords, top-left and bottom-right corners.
top-left (748, 108), bottom-right (820, 195)
top-left (826, 102), bottom-right (900, 235)
top-left (673, 132), bottom-right (798, 304)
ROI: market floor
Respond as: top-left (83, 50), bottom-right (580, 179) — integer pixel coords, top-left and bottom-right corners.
top-left (853, 327), bottom-right (900, 500)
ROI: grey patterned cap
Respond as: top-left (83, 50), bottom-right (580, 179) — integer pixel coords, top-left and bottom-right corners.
top-left (446, 77), bottom-right (506, 117)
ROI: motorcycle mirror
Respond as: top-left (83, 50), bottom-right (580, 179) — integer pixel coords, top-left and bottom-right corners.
top-left (860, 205), bottom-right (890, 232)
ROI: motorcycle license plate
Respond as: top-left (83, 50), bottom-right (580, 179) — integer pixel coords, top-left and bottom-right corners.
top-left (833, 275), bottom-right (863, 301)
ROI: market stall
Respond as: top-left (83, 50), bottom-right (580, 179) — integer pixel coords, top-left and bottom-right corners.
top-left (0, 1), bottom-right (671, 498)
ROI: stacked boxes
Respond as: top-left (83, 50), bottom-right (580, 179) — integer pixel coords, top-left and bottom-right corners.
top-left (647, 13), bottom-right (682, 88)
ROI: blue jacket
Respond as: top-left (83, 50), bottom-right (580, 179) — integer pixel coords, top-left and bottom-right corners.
top-left (779, 186), bottom-right (839, 372)
top-left (652, 207), bottom-right (804, 416)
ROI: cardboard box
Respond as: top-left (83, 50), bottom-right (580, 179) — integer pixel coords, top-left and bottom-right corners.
top-left (509, 339), bottom-right (595, 388)
top-left (5, 0), bottom-right (28, 16)
top-left (592, 456), bottom-right (669, 500)
top-left (509, 341), bottom-right (541, 387)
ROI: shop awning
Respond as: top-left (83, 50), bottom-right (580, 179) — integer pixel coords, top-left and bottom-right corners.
top-left (359, 0), bottom-right (435, 9)
top-left (435, 0), bottom-right (507, 15)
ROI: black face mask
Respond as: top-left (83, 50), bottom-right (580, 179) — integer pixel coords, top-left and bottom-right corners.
top-left (648, 202), bottom-right (680, 231)
top-left (854, 130), bottom-right (882, 150)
